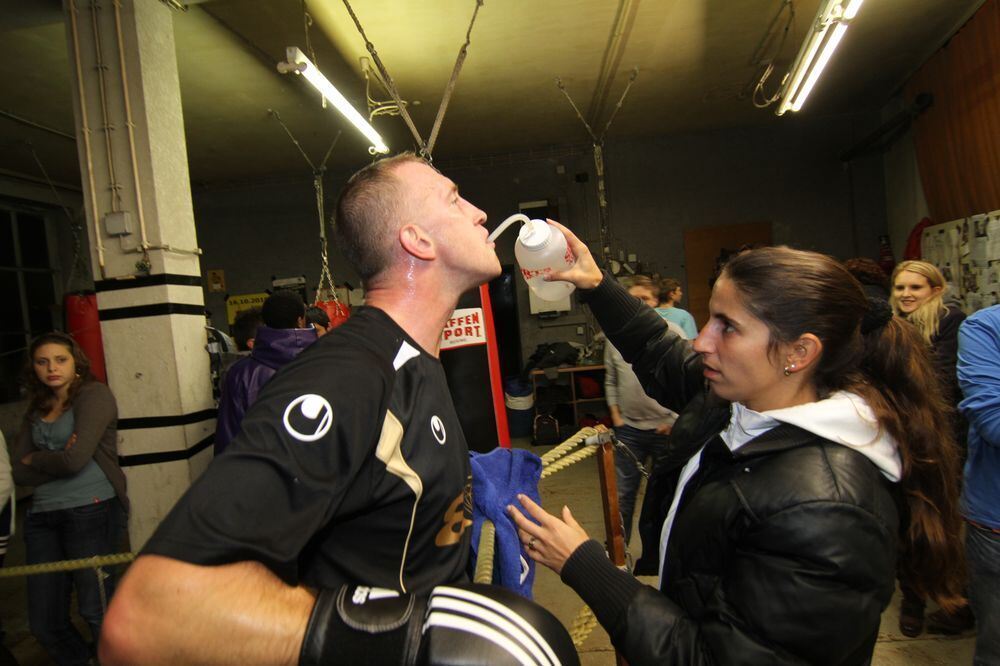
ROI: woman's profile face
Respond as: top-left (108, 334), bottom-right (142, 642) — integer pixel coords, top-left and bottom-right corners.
top-left (893, 270), bottom-right (941, 314)
top-left (33, 342), bottom-right (76, 393)
top-left (693, 278), bottom-right (787, 411)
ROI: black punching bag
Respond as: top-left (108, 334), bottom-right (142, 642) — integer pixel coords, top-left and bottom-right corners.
top-left (439, 285), bottom-right (509, 453)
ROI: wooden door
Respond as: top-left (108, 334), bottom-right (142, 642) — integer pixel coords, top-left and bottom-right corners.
top-left (683, 222), bottom-right (773, 328)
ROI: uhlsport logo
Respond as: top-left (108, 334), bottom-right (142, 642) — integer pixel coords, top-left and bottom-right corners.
top-left (283, 394), bottom-right (333, 442)
top-left (430, 415), bottom-right (447, 445)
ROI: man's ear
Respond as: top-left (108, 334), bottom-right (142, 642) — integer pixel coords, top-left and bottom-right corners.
top-left (399, 223), bottom-right (435, 261)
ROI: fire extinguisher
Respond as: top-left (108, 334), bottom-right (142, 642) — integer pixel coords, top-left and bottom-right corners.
top-left (64, 291), bottom-right (107, 383)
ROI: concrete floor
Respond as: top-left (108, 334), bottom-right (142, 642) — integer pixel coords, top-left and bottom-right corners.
top-left (0, 437), bottom-right (978, 664)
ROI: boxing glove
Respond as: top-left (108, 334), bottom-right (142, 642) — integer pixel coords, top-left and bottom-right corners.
top-left (300, 582), bottom-right (578, 666)
top-left (421, 583), bottom-right (579, 666)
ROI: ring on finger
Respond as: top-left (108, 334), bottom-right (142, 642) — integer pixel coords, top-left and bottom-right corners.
top-left (527, 536), bottom-right (537, 550)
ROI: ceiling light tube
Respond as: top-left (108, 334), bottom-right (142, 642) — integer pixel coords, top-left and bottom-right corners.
top-left (776, 0), bottom-right (863, 115)
top-left (791, 22), bottom-right (849, 111)
top-left (280, 47), bottom-right (389, 154)
top-left (844, 0), bottom-right (865, 20)
top-left (776, 23), bottom-right (830, 115)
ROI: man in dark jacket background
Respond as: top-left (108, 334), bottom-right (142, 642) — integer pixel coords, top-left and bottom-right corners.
top-left (214, 291), bottom-right (317, 454)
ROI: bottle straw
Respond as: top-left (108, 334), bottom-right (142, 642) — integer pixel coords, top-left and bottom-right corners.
top-left (487, 213), bottom-right (530, 243)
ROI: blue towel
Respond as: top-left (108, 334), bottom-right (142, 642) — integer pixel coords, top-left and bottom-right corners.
top-left (469, 448), bottom-right (542, 599)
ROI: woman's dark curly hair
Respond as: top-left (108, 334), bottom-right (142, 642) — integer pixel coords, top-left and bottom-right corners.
top-left (20, 332), bottom-right (93, 421)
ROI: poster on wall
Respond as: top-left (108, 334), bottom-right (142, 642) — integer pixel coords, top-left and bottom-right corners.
top-left (225, 292), bottom-right (268, 325)
top-left (922, 209), bottom-right (1000, 314)
top-left (440, 308), bottom-right (487, 350)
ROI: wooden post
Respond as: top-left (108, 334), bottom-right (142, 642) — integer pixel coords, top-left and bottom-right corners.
top-left (595, 427), bottom-right (628, 666)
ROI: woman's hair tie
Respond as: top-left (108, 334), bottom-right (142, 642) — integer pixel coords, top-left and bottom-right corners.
top-left (861, 297), bottom-right (893, 334)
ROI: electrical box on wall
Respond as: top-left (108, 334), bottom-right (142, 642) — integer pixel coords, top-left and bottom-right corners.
top-left (104, 211), bottom-right (132, 236)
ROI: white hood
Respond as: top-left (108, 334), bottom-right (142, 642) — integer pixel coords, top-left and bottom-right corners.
top-left (724, 391), bottom-right (902, 482)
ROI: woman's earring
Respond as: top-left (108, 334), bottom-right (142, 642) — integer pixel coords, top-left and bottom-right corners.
top-left (783, 363), bottom-right (796, 377)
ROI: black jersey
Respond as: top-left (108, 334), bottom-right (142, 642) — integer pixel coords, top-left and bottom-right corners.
top-left (144, 307), bottom-right (473, 593)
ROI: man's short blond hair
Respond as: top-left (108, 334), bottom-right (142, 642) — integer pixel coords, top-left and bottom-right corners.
top-left (333, 152), bottom-right (428, 285)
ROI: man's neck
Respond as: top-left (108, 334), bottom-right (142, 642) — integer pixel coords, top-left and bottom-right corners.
top-left (364, 283), bottom-right (463, 358)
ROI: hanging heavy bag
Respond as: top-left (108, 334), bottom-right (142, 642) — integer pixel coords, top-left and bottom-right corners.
top-left (315, 297), bottom-right (350, 330)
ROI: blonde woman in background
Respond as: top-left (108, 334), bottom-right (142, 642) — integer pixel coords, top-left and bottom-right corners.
top-left (891, 260), bottom-right (965, 398)
top-left (890, 259), bottom-right (973, 637)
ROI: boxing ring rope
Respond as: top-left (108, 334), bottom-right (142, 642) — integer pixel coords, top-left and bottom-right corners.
top-left (0, 552), bottom-right (135, 579)
top-left (4, 426), bottom-right (626, 660)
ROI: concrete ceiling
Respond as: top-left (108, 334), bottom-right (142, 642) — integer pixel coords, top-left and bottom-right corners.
top-left (0, 0), bottom-right (984, 190)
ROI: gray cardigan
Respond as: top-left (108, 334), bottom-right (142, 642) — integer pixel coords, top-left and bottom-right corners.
top-left (12, 381), bottom-right (128, 512)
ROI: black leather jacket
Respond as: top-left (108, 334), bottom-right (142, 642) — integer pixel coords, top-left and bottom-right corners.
top-left (560, 276), bottom-right (899, 665)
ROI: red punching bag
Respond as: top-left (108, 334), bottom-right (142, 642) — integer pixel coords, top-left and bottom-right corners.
top-left (64, 292), bottom-right (107, 383)
top-left (315, 297), bottom-right (350, 331)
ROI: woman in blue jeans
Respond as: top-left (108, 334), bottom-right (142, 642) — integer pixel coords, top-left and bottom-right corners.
top-left (12, 332), bottom-right (128, 665)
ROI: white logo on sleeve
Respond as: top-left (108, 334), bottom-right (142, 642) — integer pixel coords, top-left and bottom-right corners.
top-left (430, 415), bottom-right (447, 445)
top-left (283, 394), bottom-right (333, 442)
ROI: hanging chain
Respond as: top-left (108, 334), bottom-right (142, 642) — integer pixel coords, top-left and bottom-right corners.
top-left (425, 0), bottom-right (484, 157)
top-left (554, 69), bottom-right (639, 266)
top-left (302, 0), bottom-right (318, 69)
top-left (302, 0), bottom-right (326, 109)
top-left (341, 0), bottom-right (425, 151)
top-left (599, 67), bottom-right (638, 139)
top-left (268, 109), bottom-right (315, 171)
top-left (268, 110), bottom-right (342, 303)
top-left (342, 0), bottom-right (484, 159)
top-left (555, 78), bottom-right (598, 143)
top-left (314, 172), bottom-right (339, 302)
top-left (610, 432), bottom-right (650, 479)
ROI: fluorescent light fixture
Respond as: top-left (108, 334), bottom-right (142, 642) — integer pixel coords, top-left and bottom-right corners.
top-left (791, 22), bottom-right (848, 112)
top-left (776, 0), bottom-right (864, 115)
top-left (279, 47), bottom-right (389, 154)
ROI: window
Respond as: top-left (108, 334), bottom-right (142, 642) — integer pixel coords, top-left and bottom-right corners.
top-left (0, 204), bottom-right (58, 403)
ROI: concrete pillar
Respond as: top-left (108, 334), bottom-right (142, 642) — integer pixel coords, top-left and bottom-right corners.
top-left (64, 0), bottom-right (214, 547)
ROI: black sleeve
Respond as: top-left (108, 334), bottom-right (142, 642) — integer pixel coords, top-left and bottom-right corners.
top-left (932, 306), bottom-right (965, 407)
top-left (581, 274), bottom-right (705, 414)
top-left (143, 346), bottom-right (391, 585)
top-left (564, 503), bottom-right (895, 665)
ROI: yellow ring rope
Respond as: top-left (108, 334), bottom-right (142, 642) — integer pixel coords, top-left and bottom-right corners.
top-left (3, 428), bottom-right (610, 647)
top-left (0, 552), bottom-right (135, 578)
top-left (473, 519), bottom-right (496, 584)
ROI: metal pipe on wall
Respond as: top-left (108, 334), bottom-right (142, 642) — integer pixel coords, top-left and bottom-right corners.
top-left (111, 0), bottom-right (150, 251)
top-left (68, 0), bottom-right (106, 277)
top-left (88, 0), bottom-right (122, 215)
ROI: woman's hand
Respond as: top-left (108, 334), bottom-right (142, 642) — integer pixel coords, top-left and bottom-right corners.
top-left (545, 220), bottom-right (603, 290)
top-left (655, 422), bottom-right (673, 435)
top-left (507, 494), bottom-right (589, 576)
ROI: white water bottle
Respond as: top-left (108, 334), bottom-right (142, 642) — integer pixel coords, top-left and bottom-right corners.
top-left (514, 219), bottom-right (576, 301)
